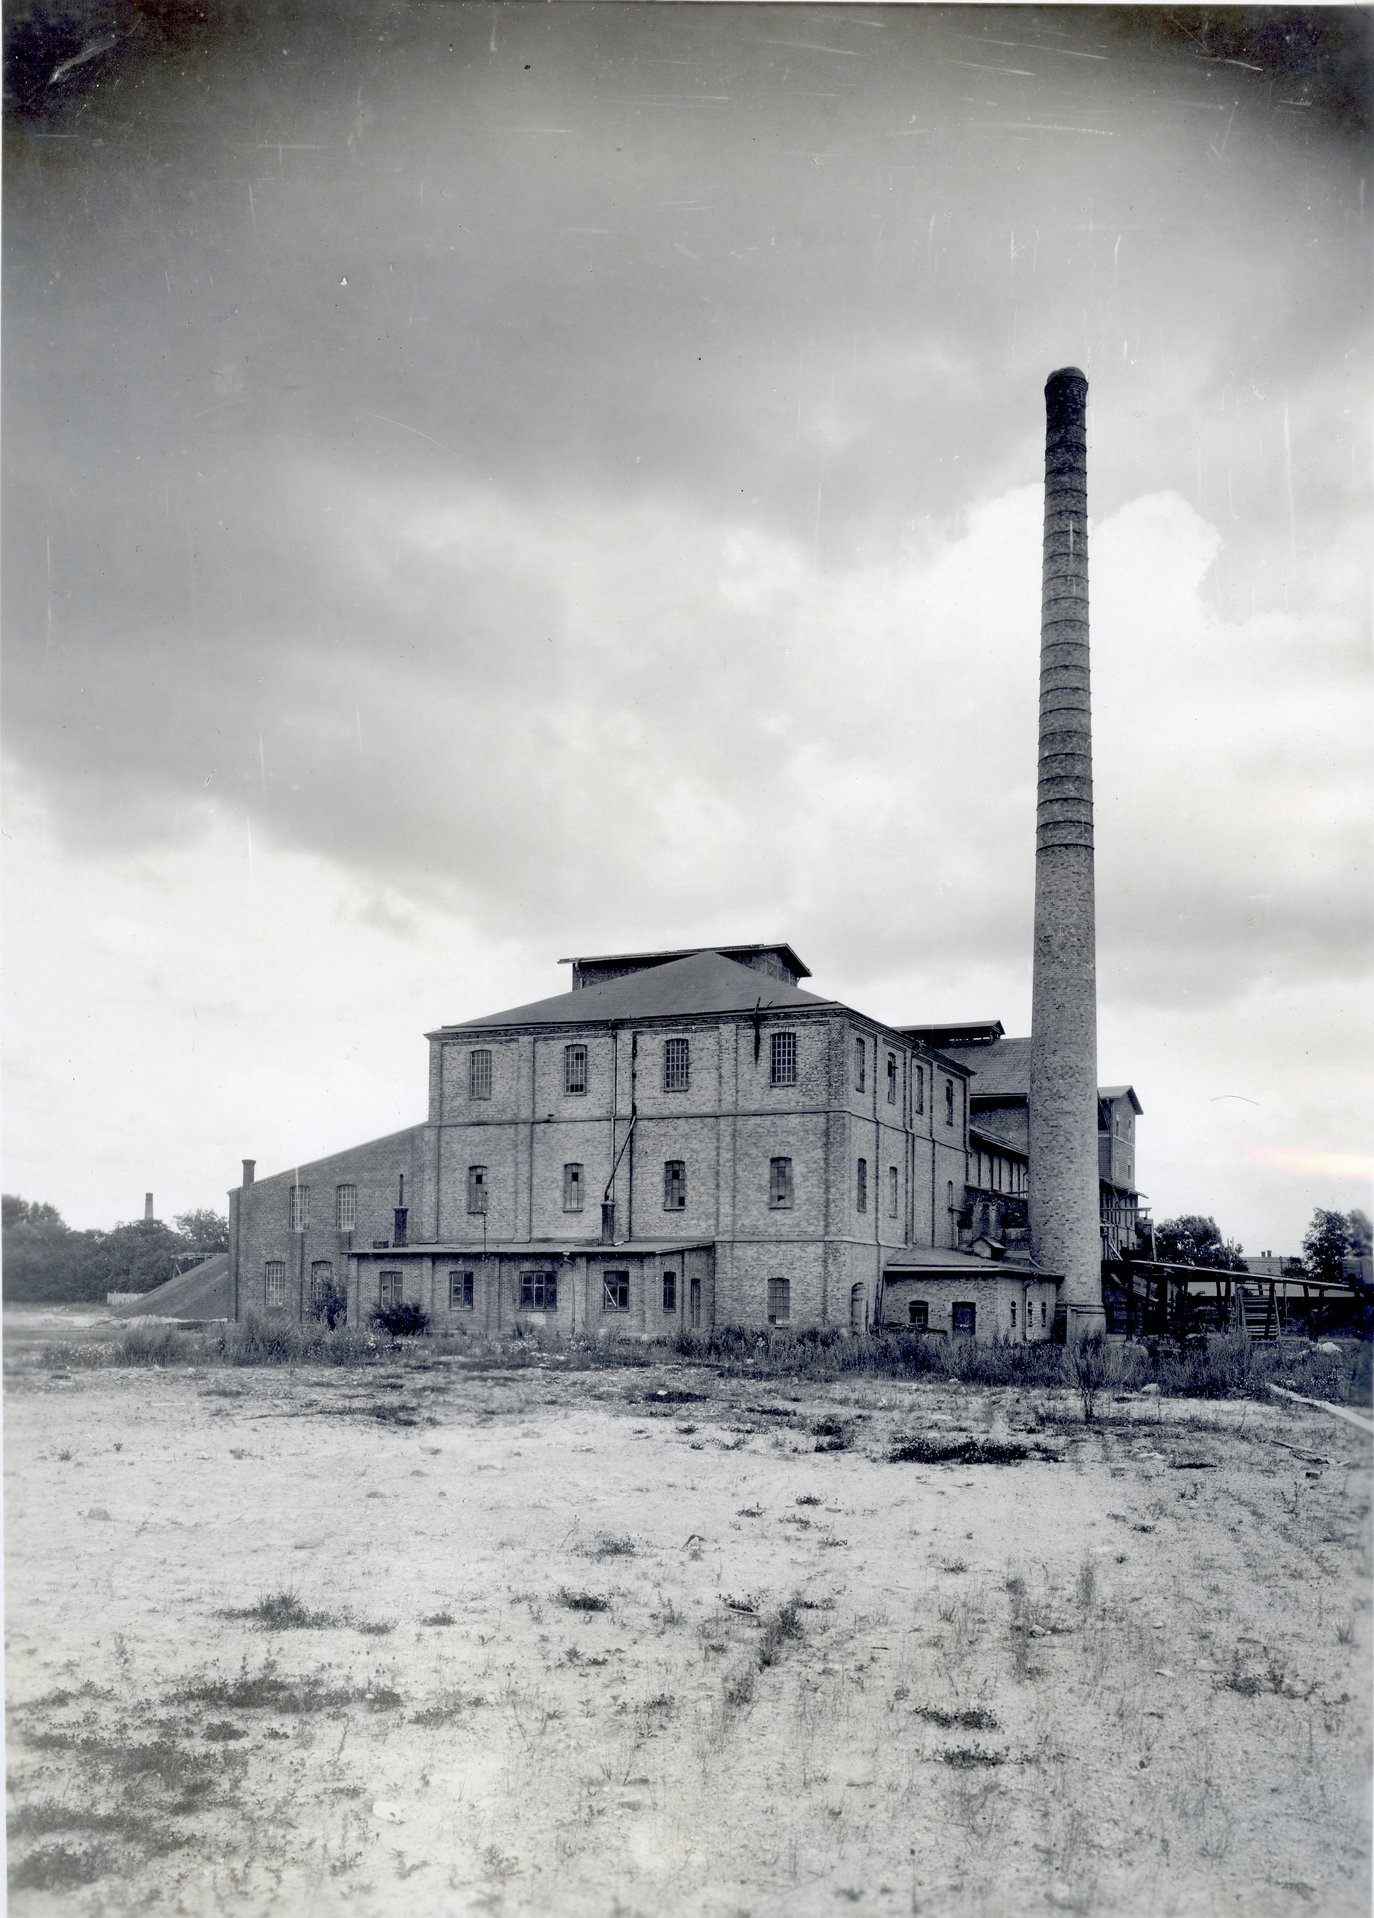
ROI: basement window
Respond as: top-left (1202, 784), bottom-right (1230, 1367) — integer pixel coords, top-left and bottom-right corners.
top-left (770, 1030), bottom-right (797, 1087)
top-left (664, 1160), bottom-right (687, 1211)
top-left (264, 1261), bottom-right (286, 1310)
top-left (469, 1049), bottom-right (492, 1100)
top-left (602, 1270), bottom-right (630, 1312)
top-left (565, 1044), bottom-right (587, 1095)
top-left (663, 1270), bottom-right (677, 1312)
top-left (334, 1184), bottom-right (357, 1231)
top-left (521, 1270), bottom-right (557, 1311)
top-left (663, 1037), bottom-right (690, 1092)
top-left (769, 1156), bottom-right (793, 1208)
top-left (767, 1277), bottom-right (790, 1325)
top-left (449, 1270), bottom-right (474, 1310)
top-left (379, 1271), bottom-right (403, 1309)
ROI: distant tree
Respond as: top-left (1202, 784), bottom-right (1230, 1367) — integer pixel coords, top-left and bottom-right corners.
top-left (1, 1195), bottom-right (85, 1302)
top-left (1303, 1208), bottom-right (1352, 1285)
top-left (174, 1209), bottom-right (229, 1256)
top-left (71, 1217), bottom-right (190, 1298)
top-left (1153, 1215), bottom-right (1247, 1272)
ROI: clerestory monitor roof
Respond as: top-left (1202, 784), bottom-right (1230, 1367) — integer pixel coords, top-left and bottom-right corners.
top-left (434, 948), bottom-right (835, 1034)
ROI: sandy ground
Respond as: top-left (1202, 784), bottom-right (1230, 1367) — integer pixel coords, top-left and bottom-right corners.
top-left (4, 1338), bottom-right (1371, 1917)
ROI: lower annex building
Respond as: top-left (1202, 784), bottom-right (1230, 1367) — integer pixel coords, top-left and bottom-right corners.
top-left (229, 943), bottom-right (1141, 1342)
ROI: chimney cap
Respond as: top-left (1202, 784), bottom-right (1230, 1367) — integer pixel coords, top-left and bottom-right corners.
top-left (1046, 365), bottom-right (1087, 389)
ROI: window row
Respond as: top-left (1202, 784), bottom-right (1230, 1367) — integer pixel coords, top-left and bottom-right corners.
top-left (371, 1266), bottom-right (682, 1315)
top-left (461, 1155), bottom-right (904, 1216)
top-left (465, 1156), bottom-right (802, 1214)
top-left (904, 1298), bottom-right (1047, 1333)
top-left (284, 1184), bottom-right (358, 1232)
top-left (461, 1030), bottom-right (804, 1101)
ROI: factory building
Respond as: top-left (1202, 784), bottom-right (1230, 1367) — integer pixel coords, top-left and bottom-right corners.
top-left (229, 370), bottom-right (1129, 1341)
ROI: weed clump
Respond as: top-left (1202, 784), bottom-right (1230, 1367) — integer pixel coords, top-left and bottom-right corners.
top-left (554, 1587), bottom-right (611, 1613)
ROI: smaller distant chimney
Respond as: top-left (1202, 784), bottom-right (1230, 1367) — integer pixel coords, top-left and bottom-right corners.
top-left (242, 1159), bottom-right (256, 1188)
top-left (144, 1192), bottom-right (154, 1221)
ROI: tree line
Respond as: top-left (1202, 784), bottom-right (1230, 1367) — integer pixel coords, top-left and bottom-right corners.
top-left (2, 1197), bottom-right (229, 1304)
top-left (1151, 1207), bottom-right (1371, 1285)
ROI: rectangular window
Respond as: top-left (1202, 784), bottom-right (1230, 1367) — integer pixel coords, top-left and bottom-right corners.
top-left (334, 1184), bottom-right (357, 1231)
top-left (888, 1166), bottom-right (899, 1217)
top-left (379, 1270), bottom-right (403, 1309)
top-left (662, 1270), bottom-right (677, 1312)
top-left (854, 1038), bottom-right (866, 1091)
top-left (908, 1300), bottom-right (929, 1330)
top-left (264, 1260), bottom-right (286, 1309)
top-left (467, 1165), bottom-right (487, 1215)
top-left (952, 1301), bottom-right (976, 1338)
top-left (602, 1269), bottom-right (630, 1311)
top-left (563, 1162), bottom-right (584, 1212)
top-left (520, 1270), bottom-right (556, 1311)
top-left (309, 1260), bottom-right (333, 1307)
top-left (768, 1156), bottom-right (793, 1209)
top-left (449, 1269), bottom-right (474, 1310)
top-left (1010, 1300), bottom-right (1017, 1328)
top-left (470, 1049), bottom-right (492, 1099)
top-left (856, 1158), bottom-right (868, 1213)
top-left (767, 1276), bottom-right (790, 1325)
top-left (945, 1078), bottom-right (955, 1126)
top-left (770, 1030), bottom-right (797, 1086)
top-left (914, 1065), bottom-right (924, 1115)
top-left (564, 1044), bottom-right (587, 1095)
top-left (663, 1159), bottom-right (686, 1211)
top-left (887, 1053), bottom-right (897, 1105)
top-left (663, 1038), bottom-right (690, 1092)
top-left (289, 1184), bottom-right (309, 1232)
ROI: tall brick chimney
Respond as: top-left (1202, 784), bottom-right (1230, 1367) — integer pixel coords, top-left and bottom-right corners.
top-left (144, 1192), bottom-right (154, 1222)
top-left (1029, 368), bottom-right (1104, 1338)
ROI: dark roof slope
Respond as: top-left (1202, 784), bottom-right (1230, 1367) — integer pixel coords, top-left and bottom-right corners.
top-left (939, 1035), bottom-right (1033, 1100)
top-left (437, 949), bottom-right (836, 1034)
top-left (562, 942), bottom-right (810, 982)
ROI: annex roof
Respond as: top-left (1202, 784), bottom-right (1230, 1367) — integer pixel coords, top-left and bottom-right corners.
top-left (434, 948), bottom-right (836, 1034)
top-left (899, 1019), bottom-right (1005, 1049)
top-left (883, 1246), bottom-right (1053, 1278)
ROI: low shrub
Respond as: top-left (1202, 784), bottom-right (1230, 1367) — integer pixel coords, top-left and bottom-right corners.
top-left (370, 1301), bottom-right (431, 1339)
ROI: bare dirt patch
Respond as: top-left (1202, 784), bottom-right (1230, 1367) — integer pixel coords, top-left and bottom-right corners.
top-left (5, 1349), bottom-right (1371, 1916)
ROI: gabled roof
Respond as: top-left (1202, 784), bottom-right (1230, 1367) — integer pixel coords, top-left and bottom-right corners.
top-left (1100, 1085), bottom-right (1144, 1115)
top-left (434, 948), bottom-right (836, 1034)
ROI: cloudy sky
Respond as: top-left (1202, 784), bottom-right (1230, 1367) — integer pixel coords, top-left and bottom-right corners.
top-left (4, 2), bottom-right (1370, 1249)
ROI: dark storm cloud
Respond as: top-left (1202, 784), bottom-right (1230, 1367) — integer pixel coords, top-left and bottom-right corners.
top-left (3, 2), bottom-right (1369, 1011)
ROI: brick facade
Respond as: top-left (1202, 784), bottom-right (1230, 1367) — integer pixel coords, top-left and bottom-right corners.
top-left (227, 953), bottom-right (1001, 1334)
